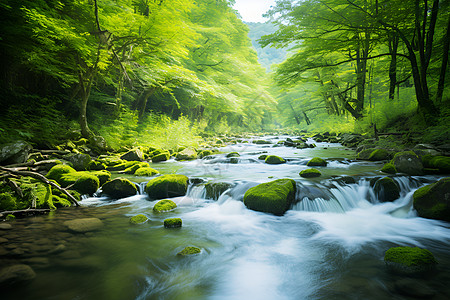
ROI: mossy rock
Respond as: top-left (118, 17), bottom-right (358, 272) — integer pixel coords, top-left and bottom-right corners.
top-left (368, 149), bottom-right (390, 161)
top-left (66, 153), bottom-right (92, 171)
top-left (392, 151), bottom-right (423, 175)
top-left (253, 140), bottom-right (272, 145)
top-left (51, 195), bottom-right (72, 208)
top-left (226, 152), bottom-right (240, 158)
top-left (374, 177), bottom-right (400, 202)
top-left (87, 160), bottom-right (106, 171)
top-left (102, 178), bottom-right (137, 199)
top-left (145, 175), bottom-right (189, 199)
top-left (229, 157), bottom-right (239, 164)
top-left (164, 218), bottom-right (182, 228)
top-left (413, 177), bottom-right (450, 221)
top-left (152, 152), bottom-right (170, 163)
top-left (356, 148), bottom-right (377, 160)
top-left (134, 167), bottom-right (159, 177)
top-left (175, 148), bottom-right (198, 161)
top-left (58, 172), bottom-right (100, 195)
top-left (384, 247), bottom-right (437, 275)
top-left (96, 156), bottom-right (123, 167)
top-left (122, 162), bottom-right (150, 174)
top-left (198, 150), bottom-right (213, 159)
top-left (46, 164), bottom-right (77, 181)
top-left (107, 161), bottom-right (141, 172)
top-left (205, 182), bottom-right (232, 200)
top-left (422, 155), bottom-right (450, 174)
top-left (130, 214), bottom-right (148, 225)
top-left (177, 246), bottom-right (201, 256)
top-left (0, 192), bottom-right (17, 211)
top-left (120, 148), bottom-right (144, 162)
top-left (258, 154), bottom-right (268, 160)
top-left (265, 155), bottom-right (286, 165)
top-left (87, 170), bottom-right (111, 186)
top-left (306, 157), bottom-right (327, 167)
top-left (153, 199), bottom-right (177, 213)
top-left (381, 163), bottom-right (397, 174)
top-left (299, 168), bottom-right (321, 178)
top-left (243, 179), bottom-right (296, 216)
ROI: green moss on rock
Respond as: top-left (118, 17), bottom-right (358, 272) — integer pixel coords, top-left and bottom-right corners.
top-left (422, 155), bottom-right (450, 174)
top-left (87, 170), bottom-right (111, 186)
top-left (107, 161), bottom-right (141, 172)
top-left (145, 175), bottom-right (188, 199)
top-left (299, 168), bottom-right (321, 178)
top-left (258, 154), bottom-right (268, 160)
top-left (368, 149), bottom-right (390, 161)
top-left (102, 178), bottom-right (137, 199)
top-left (384, 247), bottom-right (437, 275)
top-left (152, 152), bottom-right (170, 163)
top-left (392, 151), bottom-right (424, 175)
top-left (177, 246), bottom-right (201, 256)
top-left (356, 148), bottom-right (376, 160)
top-left (198, 150), bottom-right (213, 158)
top-left (46, 164), bottom-right (77, 181)
top-left (59, 172), bottom-right (100, 195)
top-left (87, 160), bottom-right (106, 171)
top-left (175, 148), bottom-right (197, 161)
top-left (243, 179), bottom-right (296, 216)
top-left (381, 163), bottom-right (397, 174)
top-left (307, 157), bottom-right (327, 167)
top-left (374, 177), bottom-right (400, 202)
top-left (130, 214), bottom-right (148, 225)
top-left (205, 182), bottom-right (232, 200)
top-left (153, 199), bottom-right (177, 213)
top-left (0, 192), bottom-right (17, 211)
top-left (413, 177), bottom-right (450, 221)
top-left (164, 218), bottom-right (182, 228)
top-left (265, 155), bottom-right (286, 164)
top-left (226, 152), bottom-right (240, 158)
top-left (122, 162), bottom-right (150, 174)
top-left (134, 167), bottom-right (160, 177)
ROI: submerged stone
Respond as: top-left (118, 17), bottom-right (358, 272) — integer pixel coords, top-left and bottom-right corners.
top-left (413, 177), bottom-right (450, 221)
top-left (205, 182), bottom-right (232, 200)
top-left (306, 157), bottom-right (327, 167)
top-left (299, 168), bottom-right (321, 178)
top-left (153, 199), bottom-right (177, 213)
top-left (243, 179), bottom-right (296, 216)
top-left (0, 264), bottom-right (36, 286)
top-left (164, 218), bottom-right (182, 228)
top-left (265, 155), bottom-right (286, 164)
top-left (384, 247), bottom-right (437, 275)
top-left (64, 218), bottom-right (103, 233)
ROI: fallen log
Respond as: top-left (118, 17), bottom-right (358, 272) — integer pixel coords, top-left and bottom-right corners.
top-left (0, 166), bottom-right (80, 207)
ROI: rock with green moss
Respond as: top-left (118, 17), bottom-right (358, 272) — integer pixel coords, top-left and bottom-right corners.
top-left (120, 148), bottom-right (144, 162)
top-left (152, 152), bottom-right (170, 163)
top-left (258, 154), bottom-right (268, 160)
top-left (0, 192), bottom-right (17, 211)
top-left (198, 150), bottom-right (213, 159)
top-left (384, 247), bottom-right (437, 275)
top-left (422, 155), bottom-right (450, 174)
top-left (253, 140), bottom-right (272, 145)
top-left (265, 155), bottom-right (286, 165)
top-left (153, 199), bottom-right (177, 213)
top-left (88, 170), bottom-right (111, 186)
top-left (175, 148), bottom-right (198, 161)
top-left (226, 152), bottom-right (240, 158)
top-left (381, 162), bottom-right (397, 174)
top-left (0, 140), bottom-right (32, 165)
top-left (374, 177), bottom-right (400, 202)
top-left (46, 164), bottom-right (77, 181)
top-left (51, 195), bottom-right (72, 208)
top-left (392, 151), bottom-right (423, 175)
top-left (413, 177), bottom-right (450, 221)
top-left (205, 182), bottom-right (232, 200)
top-left (145, 175), bottom-right (188, 199)
top-left (243, 179), bottom-right (296, 216)
top-left (368, 149), bottom-right (390, 161)
top-left (299, 168), bottom-right (321, 178)
top-left (121, 162), bottom-right (150, 174)
top-left (306, 157), bottom-right (327, 167)
top-left (5, 214), bottom-right (16, 221)
top-left (102, 178), bottom-right (137, 199)
top-left (107, 161), bottom-right (141, 172)
top-left (58, 172), bottom-right (100, 195)
top-left (356, 148), bottom-right (377, 160)
top-left (134, 167), bottom-right (159, 177)
top-left (177, 246), bottom-right (201, 256)
top-left (87, 160), bottom-right (106, 171)
top-left (164, 218), bottom-right (182, 228)
top-left (66, 153), bottom-right (92, 171)
top-left (130, 214), bottom-right (148, 225)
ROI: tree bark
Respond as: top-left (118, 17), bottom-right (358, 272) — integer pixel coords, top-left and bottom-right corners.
top-left (388, 32), bottom-right (399, 100)
top-left (436, 15), bottom-right (450, 103)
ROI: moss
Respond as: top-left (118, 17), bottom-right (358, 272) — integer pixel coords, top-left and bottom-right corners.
top-left (368, 149), bottom-right (390, 161)
top-left (130, 214), bottom-right (148, 225)
top-left (381, 162), bottom-right (397, 174)
top-left (265, 155), bottom-right (286, 164)
top-left (258, 154), bottom-right (268, 160)
top-left (205, 182), bottom-right (232, 200)
top-left (87, 160), bottom-right (106, 171)
top-left (59, 172), bottom-right (100, 195)
top-left (374, 177), bottom-right (400, 202)
top-left (87, 170), bottom-right (111, 186)
top-left (134, 167), bottom-right (159, 177)
top-left (52, 195), bottom-right (72, 208)
top-left (198, 150), bottom-right (213, 158)
top-left (46, 164), bottom-right (77, 181)
top-left (177, 246), bottom-right (201, 256)
top-left (392, 151), bottom-right (423, 175)
top-left (6, 214), bottom-right (16, 221)
top-left (107, 160), bottom-right (141, 171)
top-left (152, 152), bottom-right (170, 163)
top-left (175, 148), bottom-right (197, 161)
top-left (384, 247), bottom-right (437, 274)
top-left (226, 152), bottom-right (240, 158)
top-left (243, 179), bottom-right (296, 216)
top-left (164, 218), bottom-right (182, 228)
top-left (422, 155), bottom-right (450, 174)
top-left (145, 174), bottom-right (189, 199)
top-left (299, 168), bottom-right (321, 178)
top-left (0, 192), bottom-right (17, 211)
top-left (122, 162), bottom-right (150, 174)
top-left (153, 199), bottom-right (177, 213)
top-left (413, 177), bottom-right (450, 221)
top-left (356, 148), bottom-right (376, 160)
top-left (229, 157), bottom-right (239, 164)
top-left (253, 140), bottom-right (272, 144)
top-left (96, 156), bottom-right (123, 167)
top-left (306, 157), bottom-right (327, 167)
top-left (102, 178), bottom-right (137, 199)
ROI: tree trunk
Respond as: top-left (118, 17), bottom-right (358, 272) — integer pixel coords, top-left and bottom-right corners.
top-left (288, 103), bottom-right (301, 125)
top-left (436, 15), bottom-right (450, 103)
top-left (388, 32), bottom-right (399, 100)
top-left (355, 32), bottom-right (369, 115)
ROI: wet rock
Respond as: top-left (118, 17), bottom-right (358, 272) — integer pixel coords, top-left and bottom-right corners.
top-left (300, 168), bottom-right (321, 178)
top-left (164, 218), bottom-right (182, 228)
top-left (384, 246), bottom-right (437, 275)
top-left (413, 177), bottom-right (450, 221)
top-left (392, 151), bottom-right (424, 175)
top-left (374, 177), bottom-right (400, 202)
top-left (198, 150), bottom-right (213, 158)
top-left (226, 152), bottom-right (240, 158)
top-left (205, 182), bottom-right (232, 200)
top-left (0, 140), bottom-right (32, 165)
top-left (394, 278), bottom-right (436, 298)
top-left (306, 157), bottom-right (327, 167)
top-left (258, 154), bottom-right (268, 160)
top-left (49, 244), bottom-right (67, 254)
top-left (129, 214), bottom-right (148, 225)
top-left (153, 199), bottom-right (177, 213)
top-left (422, 155), bottom-right (450, 174)
top-left (120, 148), bottom-right (144, 162)
top-left (244, 179), bottom-right (296, 216)
top-left (152, 151), bottom-right (170, 163)
top-left (66, 153), bottom-right (92, 171)
top-left (177, 246), bottom-right (201, 256)
top-left (175, 148), bottom-right (197, 161)
top-left (265, 155), bottom-right (286, 164)
top-left (0, 264), bottom-right (36, 285)
top-left (0, 224), bottom-right (12, 230)
top-left (145, 174), bottom-right (188, 199)
top-left (253, 140), bottom-right (272, 145)
top-left (64, 218), bottom-right (103, 233)
top-left (88, 135), bottom-right (107, 154)
top-left (381, 162), bottom-right (397, 174)
top-left (134, 167), bottom-right (159, 177)
top-left (102, 178), bottom-right (137, 199)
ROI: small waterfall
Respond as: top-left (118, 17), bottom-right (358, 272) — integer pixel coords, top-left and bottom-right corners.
top-left (292, 197), bottom-right (345, 213)
top-left (187, 184), bottom-right (207, 199)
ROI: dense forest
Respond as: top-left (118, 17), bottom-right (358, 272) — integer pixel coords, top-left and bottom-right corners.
top-left (0, 0), bottom-right (449, 149)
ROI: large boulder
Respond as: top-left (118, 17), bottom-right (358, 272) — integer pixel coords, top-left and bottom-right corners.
top-left (384, 247), bottom-right (437, 275)
top-left (88, 135), bottom-right (107, 154)
top-left (265, 155), bottom-right (286, 164)
top-left (145, 174), bottom-right (189, 199)
top-left (243, 179), bottom-right (296, 216)
top-left (120, 148), bottom-right (144, 162)
top-left (205, 182), bottom-right (232, 200)
top-left (152, 152), bottom-right (170, 163)
top-left (307, 157), bottom-right (327, 167)
top-left (300, 168), bottom-right (321, 178)
top-left (102, 178), bottom-right (137, 199)
top-left (413, 177), bottom-right (450, 221)
top-left (153, 199), bottom-right (177, 213)
top-left (64, 218), bottom-right (103, 233)
top-left (0, 140), bottom-right (32, 165)
top-left (422, 155), bottom-right (450, 174)
top-left (373, 177), bottom-right (400, 202)
top-left (175, 148), bottom-right (198, 161)
top-left (121, 162), bottom-right (149, 174)
top-left (392, 151), bottom-right (424, 175)
top-left (66, 153), bottom-right (92, 171)
top-left (58, 172), bottom-right (99, 195)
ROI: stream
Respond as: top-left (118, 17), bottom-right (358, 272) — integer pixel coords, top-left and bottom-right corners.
top-left (2, 135), bottom-right (450, 299)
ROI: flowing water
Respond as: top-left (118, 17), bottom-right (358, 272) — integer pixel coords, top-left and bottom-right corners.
top-left (2, 136), bottom-right (450, 299)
